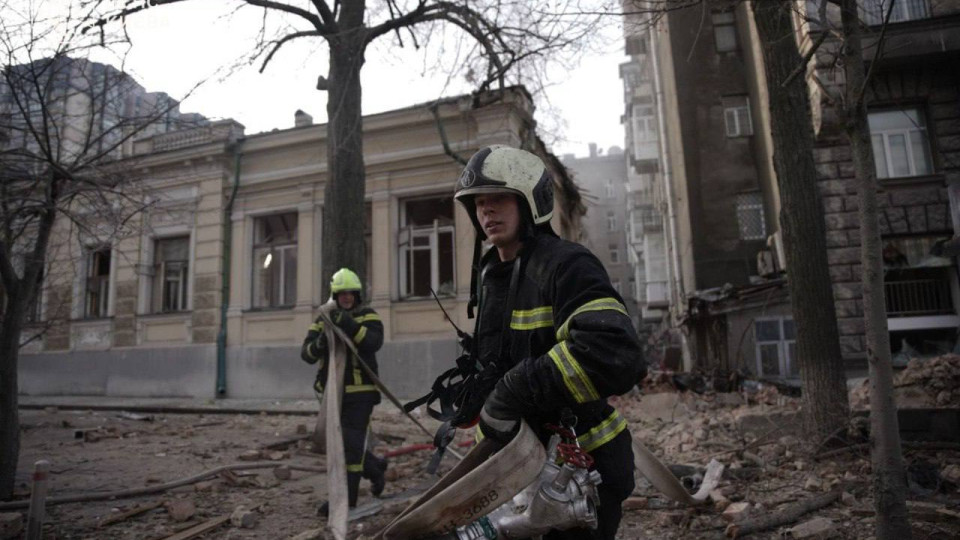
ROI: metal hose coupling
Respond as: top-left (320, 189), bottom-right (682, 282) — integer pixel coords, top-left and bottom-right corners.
top-left (440, 432), bottom-right (602, 539)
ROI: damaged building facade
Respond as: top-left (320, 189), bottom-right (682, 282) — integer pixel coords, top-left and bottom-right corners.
top-left (17, 87), bottom-right (585, 399)
top-left (625, 0), bottom-right (960, 380)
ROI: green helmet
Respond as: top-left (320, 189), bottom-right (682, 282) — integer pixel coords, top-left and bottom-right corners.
top-left (330, 268), bottom-right (362, 295)
top-left (454, 145), bottom-right (554, 238)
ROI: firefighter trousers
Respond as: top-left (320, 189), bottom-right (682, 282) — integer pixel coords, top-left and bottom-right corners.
top-left (342, 400), bottom-right (387, 507)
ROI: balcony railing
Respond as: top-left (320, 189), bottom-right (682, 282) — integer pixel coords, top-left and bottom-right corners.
top-left (860, 0), bottom-right (929, 26)
top-left (885, 277), bottom-right (953, 317)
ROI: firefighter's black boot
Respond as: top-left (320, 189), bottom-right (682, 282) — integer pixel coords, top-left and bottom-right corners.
top-left (363, 452), bottom-right (388, 497)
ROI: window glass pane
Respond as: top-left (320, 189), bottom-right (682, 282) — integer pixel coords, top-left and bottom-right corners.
top-left (869, 109), bottom-right (921, 132)
top-left (871, 134), bottom-right (889, 178)
top-left (439, 231), bottom-right (455, 296)
top-left (410, 249), bottom-right (431, 297)
top-left (759, 344), bottom-right (781, 376)
top-left (736, 107), bottom-right (753, 135)
top-left (783, 319), bottom-right (796, 340)
top-left (256, 213), bottom-right (297, 244)
top-left (253, 248), bottom-right (278, 307)
top-left (887, 134), bottom-right (910, 177)
top-left (910, 132), bottom-right (932, 175)
top-left (283, 247), bottom-right (297, 305)
top-left (405, 197), bottom-right (454, 226)
top-left (755, 319), bottom-right (780, 341)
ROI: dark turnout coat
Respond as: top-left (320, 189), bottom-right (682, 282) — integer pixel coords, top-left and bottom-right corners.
top-left (300, 306), bottom-right (383, 405)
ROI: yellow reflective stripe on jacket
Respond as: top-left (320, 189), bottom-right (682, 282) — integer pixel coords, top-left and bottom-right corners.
top-left (510, 306), bottom-right (554, 331)
top-left (345, 384), bottom-right (377, 393)
top-left (555, 297), bottom-right (629, 342)
top-left (353, 326), bottom-right (368, 344)
top-left (548, 341), bottom-right (600, 403)
top-left (346, 464), bottom-right (363, 473)
top-left (309, 322), bottom-right (325, 332)
top-left (354, 313), bottom-right (381, 323)
top-left (577, 410), bottom-right (627, 453)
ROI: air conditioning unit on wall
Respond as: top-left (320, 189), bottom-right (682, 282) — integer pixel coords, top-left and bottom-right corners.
top-left (768, 231), bottom-right (786, 272)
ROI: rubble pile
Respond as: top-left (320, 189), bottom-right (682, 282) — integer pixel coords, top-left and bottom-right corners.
top-left (850, 354), bottom-right (960, 410)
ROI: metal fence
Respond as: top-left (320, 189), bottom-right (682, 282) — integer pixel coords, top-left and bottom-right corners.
top-left (885, 277), bottom-right (953, 317)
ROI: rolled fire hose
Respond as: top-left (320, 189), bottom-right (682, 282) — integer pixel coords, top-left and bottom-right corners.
top-left (375, 430), bottom-right (723, 539)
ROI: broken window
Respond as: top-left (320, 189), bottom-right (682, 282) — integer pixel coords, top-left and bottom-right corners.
top-left (869, 108), bottom-right (933, 179)
top-left (85, 248), bottom-right (111, 318)
top-left (252, 212), bottom-right (298, 308)
top-left (883, 236), bottom-right (956, 318)
top-left (755, 317), bottom-right (796, 378)
top-left (398, 195), bottom-right (455, 299)
top-left (609, 243), bottom-right (620, 264)
top-left (153, 236), bottom-right (189, 313)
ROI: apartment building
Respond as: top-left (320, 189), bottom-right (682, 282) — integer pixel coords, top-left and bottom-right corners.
top-left (561, 144), bottom-right (641, 326)
top-left (16, 86), bottom-right (585, 399)
top-left (626, 0), bottom-right (960, 377)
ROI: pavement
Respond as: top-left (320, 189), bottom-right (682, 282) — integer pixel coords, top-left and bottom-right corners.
top-left (18, 395), bottom-right (323, 416)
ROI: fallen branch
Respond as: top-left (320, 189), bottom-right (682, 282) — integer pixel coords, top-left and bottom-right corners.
top-left (0, 461), bottom-right (320, 510)
top-left (723, 490), bottom-right (841, 539)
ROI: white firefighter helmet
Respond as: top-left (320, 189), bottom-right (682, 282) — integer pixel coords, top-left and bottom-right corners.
top-left (454, 145), bottom-right (554, 238)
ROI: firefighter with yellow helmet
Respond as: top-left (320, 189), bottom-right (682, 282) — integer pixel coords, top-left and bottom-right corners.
top-left (300, 267), bottom-right (387, 512)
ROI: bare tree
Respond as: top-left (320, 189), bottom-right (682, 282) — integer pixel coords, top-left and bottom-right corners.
top-left (0, 2), bottom-right (203, 499)
top-left (835, 0), bottom-right (911, 536)
top-left (750, 0), bottom-right (850, 446)
top-left (90, 0), bottom-right (607, 300)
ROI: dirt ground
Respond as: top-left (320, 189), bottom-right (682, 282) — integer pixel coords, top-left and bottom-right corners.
top-left (7, 388), bottom-right (960, 539)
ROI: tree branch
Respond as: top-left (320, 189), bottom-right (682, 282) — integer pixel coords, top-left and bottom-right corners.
top-left (241, 0), bottom-right (325, 31)
top-left (857, 0), bottom-right (896, 104)
top-left (257, 30), bottom-right (323, 73)
top-left (310, 0), bottom-right (338, 32)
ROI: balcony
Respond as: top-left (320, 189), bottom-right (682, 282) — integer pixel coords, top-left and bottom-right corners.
top-left (885, 277), bottom-right (953, 317)
top-left (646, 280), bottom-right (669, 308)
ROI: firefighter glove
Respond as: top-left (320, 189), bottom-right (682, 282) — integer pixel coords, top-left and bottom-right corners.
top-left (478, 374), bottom-right (524, 443)
top-left (331, 310), bottom-right (360, 335)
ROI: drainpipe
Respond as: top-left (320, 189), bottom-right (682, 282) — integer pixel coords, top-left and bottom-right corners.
top-left (216, 136), bottom-right (245, 396)
top-left (649, 21), bottom-right (693, 370)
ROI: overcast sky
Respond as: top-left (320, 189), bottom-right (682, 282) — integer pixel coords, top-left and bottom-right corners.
top-left (87, 1), bottom-right (627, 159)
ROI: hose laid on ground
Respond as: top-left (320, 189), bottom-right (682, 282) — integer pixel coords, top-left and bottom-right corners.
top-left (0, 462), bottom-right (321, 510)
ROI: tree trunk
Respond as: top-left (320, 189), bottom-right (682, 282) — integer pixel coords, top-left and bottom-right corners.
top-left (837, 1), bottom-right (911, 538)
top-left (0, 303), bottom-right (23, 500)
top-left (321, 27), bottom-right (368, 301)
top-left (752, 0), bottom-right (849, 444)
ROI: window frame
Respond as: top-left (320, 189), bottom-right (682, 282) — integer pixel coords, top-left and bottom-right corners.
top-left (868, 106), bottom-right (934, 179)
top-left (153, 236), bottom-right (191, 313)
top-left (712, 11), bottom-right (739, 52)
top-left (724, 97), bottom-right (754, 138)
top-left (397, 195), bottom-right (456, 300)
top-left (609, 243), bottom-right (621, 264)
top-left (251, 212), bottom-right (299, 309)
top-left (860, 0), bottom-right (929, 26)
top-left (84, 247), bottom-right (112, 319)
top-left (754, 316), bottom-right (797, 378)
top-left (736, 191), bottom-right (767, 241)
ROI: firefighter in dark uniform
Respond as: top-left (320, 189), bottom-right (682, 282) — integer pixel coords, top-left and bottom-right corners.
top-left (454, 146), bottom-right (647, 539)
top-left (300, 267), bottom-right (387, 511)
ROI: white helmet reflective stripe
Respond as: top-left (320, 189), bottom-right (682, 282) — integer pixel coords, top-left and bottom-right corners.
top-left (454, 146), bottom-right (554, 237)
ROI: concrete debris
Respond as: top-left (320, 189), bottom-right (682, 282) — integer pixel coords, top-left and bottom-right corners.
top-left (786, 517), bottom-right (839, 539)
top-left (165, 499), bottom-right (196, 522)
top-left (722, 501), bottom-right (751, 522)
top-left (238, 450), bottom-right (262, 461)
top-left (622, 497), bottom-right (648, 510)
top-left (942, 464), bottom-right (960, 484)
top-left (0, 512), bottom-right (23, 540)
top-left (803, 476), bottom-right (822, 492)
top-left (194, 481), bottom-right (215, 493)
top-left (850, 354), bottom-right (960, 410)
top-left (230, 505), bottom-right (257, 529)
